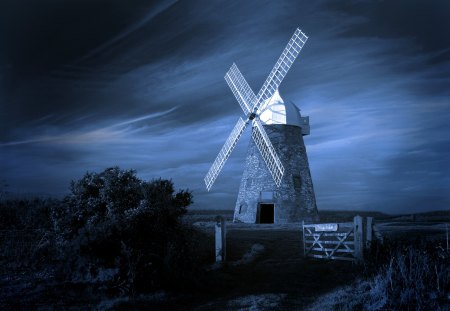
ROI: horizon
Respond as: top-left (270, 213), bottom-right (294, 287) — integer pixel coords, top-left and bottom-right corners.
top-left (2, 187), bottom-right (449, 217)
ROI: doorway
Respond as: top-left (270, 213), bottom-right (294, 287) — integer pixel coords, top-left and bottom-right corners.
top-left (259, 203), bottom-right (274, 223)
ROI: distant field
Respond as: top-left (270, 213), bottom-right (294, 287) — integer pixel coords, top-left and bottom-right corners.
top-left (187, 208), bottom-right (450, 244)
top-left (317, 210), bottom-right (392, 222)
top-left (186, 209), bottom-right (234, 223)
top-left (187, 208), bottom-right (450, 223)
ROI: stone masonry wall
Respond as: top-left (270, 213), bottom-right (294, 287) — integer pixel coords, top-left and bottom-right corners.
top-left (233, 124), bottom-right (319, 223)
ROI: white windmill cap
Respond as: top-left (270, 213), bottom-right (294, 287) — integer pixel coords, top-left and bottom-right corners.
top-left (259, 89), bottom-right (303, 127)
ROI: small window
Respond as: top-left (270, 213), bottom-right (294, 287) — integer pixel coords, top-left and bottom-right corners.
top-left (293, 175), bottom-right (301, 189)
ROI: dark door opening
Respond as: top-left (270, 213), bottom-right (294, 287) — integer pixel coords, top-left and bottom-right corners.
top-left (259, 204), bottom-right (274, 223)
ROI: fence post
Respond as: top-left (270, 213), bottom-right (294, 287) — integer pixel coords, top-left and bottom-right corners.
top-left (366, 217), bottom-right (373, 249)
top-left (353, 215), bottom-right (363, 263)
top-left (302, 221), bottom-right (306, 257)
top-left (215, 216), bottom-right (226, 262)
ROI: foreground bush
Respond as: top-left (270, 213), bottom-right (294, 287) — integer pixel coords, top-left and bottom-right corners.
top-left (0, 197), bottom-right (56, 230)
top-left (307, 240), bottom-right (449, 311)
top-left (0, 198), bottom-right (60, 272)
top-left (51, 167), bottom-right (200, 294)
top-left (367, 240), bottom-right (449, 310)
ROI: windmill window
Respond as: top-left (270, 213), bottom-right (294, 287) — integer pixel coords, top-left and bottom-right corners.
top-left (293, 175), bottom-right (301, 189)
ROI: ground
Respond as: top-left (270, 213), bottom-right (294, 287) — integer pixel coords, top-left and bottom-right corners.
top-left (1, 209), bottom-right (449, 310)
top-left (186, 225), bottom-right (359, 310)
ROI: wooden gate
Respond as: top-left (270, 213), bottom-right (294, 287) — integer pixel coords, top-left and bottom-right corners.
top-left (302, 216), bottom-right (365, 262)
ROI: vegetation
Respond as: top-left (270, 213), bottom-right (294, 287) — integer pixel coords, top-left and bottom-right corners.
top-left (1, 175), bottom-right (449, 309)
top-left (365, 239), bottom-right (449, 310)
top-left (0, 197), bottom-right (58, 273)
top-left (0, 167), bottom-right (203, 296)
top-left (307, 239), bottom-right (450, 311)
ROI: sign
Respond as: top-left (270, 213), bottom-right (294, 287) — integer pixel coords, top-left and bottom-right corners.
top-left (314, 223), bottom-right (338, 232)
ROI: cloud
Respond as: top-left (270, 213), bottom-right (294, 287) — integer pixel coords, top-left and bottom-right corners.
top-left (324, 0), bottom-right (450, 55)
top-left (0, 0), bottom-right (449, 213)
top-left (75, 0), bottom-right (179, 64)
top-left (1, 106), bottom-right (178, 146)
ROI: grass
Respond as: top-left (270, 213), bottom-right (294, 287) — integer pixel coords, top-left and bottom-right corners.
top-left (306, 239), bottom-right (450, 311)
top-left (1, 203), bottom-right (449, 310)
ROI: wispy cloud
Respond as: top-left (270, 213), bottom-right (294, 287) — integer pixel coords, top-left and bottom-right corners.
top-left (74, 0), bottom-right (179, 64)
top-left (0, 106), bottom-right (178, 146)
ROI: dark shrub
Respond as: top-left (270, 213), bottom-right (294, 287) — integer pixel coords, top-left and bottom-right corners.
top-left (0, 198), bottom-right (55, 230)
top-left (0, 198), bottom-right (60, 272)
top-left (52, 167), bottom-right (198, 294)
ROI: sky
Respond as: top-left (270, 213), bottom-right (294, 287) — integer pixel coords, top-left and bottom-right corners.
top-left (0, 0), bottom-right (449, 214)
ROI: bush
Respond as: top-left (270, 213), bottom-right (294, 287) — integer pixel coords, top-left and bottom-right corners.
top-left (52, 167), bottom-right (199, 294)
top-left (364, 239), bottom-right (449, 310)
top-left (0, 198), bottom-right (60, 272)
top-left (307, 239), bottom-right (450, 311)
top-left (0, 198), bottom-right (56, 230)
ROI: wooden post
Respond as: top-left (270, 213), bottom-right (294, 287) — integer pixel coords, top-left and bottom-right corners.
top-left (302, 221), bottom-right (306, 257)
top-left (353, 215), bottom-right (363, 263)
top-left (366, 217), bottom-right (373, 249)
top-left (215, 216), bottom-right (226, 262)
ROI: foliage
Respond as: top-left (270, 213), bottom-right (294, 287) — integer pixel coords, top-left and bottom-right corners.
top-left (307, 239), bottom-right (450, 311)
top-left (364, 239), bottom-right (449, 310)
top-left (51, 167), bottom-right (198, 294)
top-left (0, 197), bottom-right (56, 230)
top-left (0, 198), bottom-right (60, 272)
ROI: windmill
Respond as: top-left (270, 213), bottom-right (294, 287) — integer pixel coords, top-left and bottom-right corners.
top-left (205, 28), bottom-right (318, 223)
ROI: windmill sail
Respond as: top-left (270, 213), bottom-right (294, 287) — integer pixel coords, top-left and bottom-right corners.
top-left (225, 63), bottom-right (256, 115)
top-left (251, 119), bottom-right (284, 186)
top-left (205, 28), bottom-right (307, 191)
top-left (205, 117), bottom-right (248, 191)
top-left (253, 28), bottom-right (308, 111)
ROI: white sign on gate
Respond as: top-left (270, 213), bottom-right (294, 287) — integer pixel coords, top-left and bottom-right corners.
top-left (314, 223), bottom-right (338, 232)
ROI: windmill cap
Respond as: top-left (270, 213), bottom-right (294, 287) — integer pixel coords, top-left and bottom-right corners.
top-left (259, 90), bottom-right (305, 127)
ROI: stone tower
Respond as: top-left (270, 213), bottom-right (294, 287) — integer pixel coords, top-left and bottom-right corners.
top-left (233, 91), bottom-right (318, 223)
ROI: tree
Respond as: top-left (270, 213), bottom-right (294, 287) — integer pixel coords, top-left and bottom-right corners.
top-left (52, 167), bottom-right (196, 293)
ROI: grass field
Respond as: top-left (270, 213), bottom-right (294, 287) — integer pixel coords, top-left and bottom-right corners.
top-left (1, 208), bottom-right (449, 310)
top-left (160, 209), bottom-right (450, 310)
